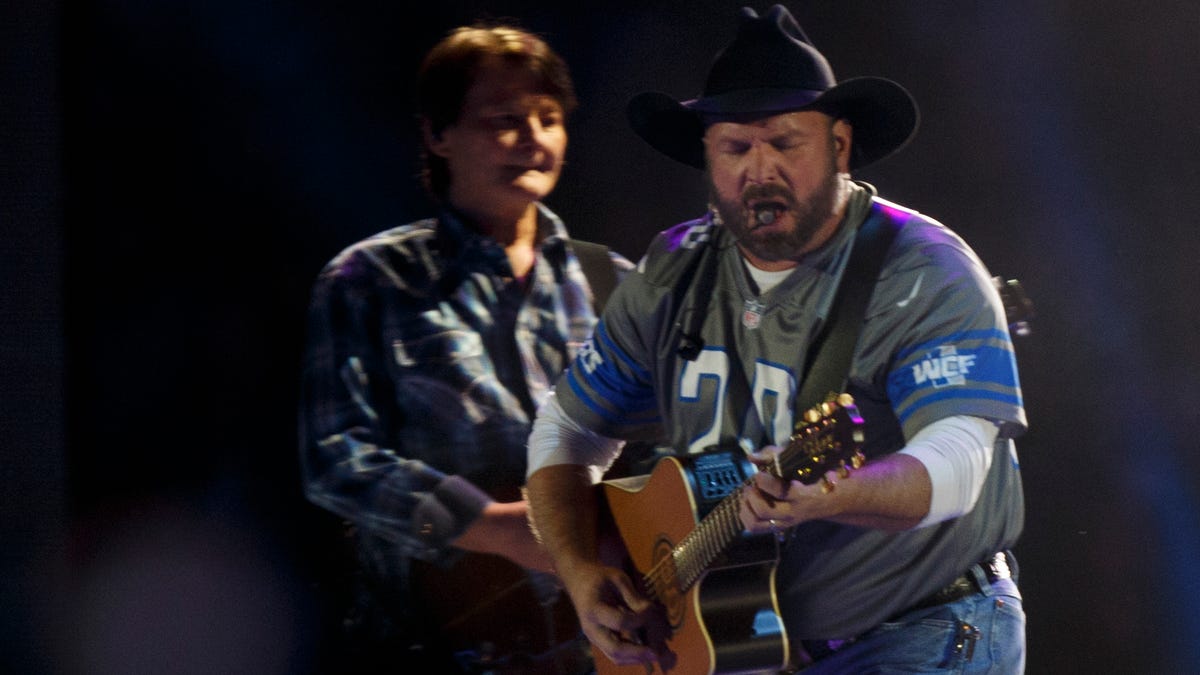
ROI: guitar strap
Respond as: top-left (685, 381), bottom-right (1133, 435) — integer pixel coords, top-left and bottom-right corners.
top-left (571, 239), bottom-right (618, 314)
top-left (570, 206), bottom-right (902, 445)
top-left (674, 204), bottom-right (901, 448)
top-left (797, 204), bottom-right (902, 411)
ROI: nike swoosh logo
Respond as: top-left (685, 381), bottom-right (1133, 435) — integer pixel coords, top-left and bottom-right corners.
top-left (896, 272), bottom-right (925, 308)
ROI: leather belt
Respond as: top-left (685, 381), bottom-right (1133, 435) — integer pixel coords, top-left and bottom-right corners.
top-left (795, 551), bottom-right (1013, 667)
top-left (906, 551), bottom-right (1012, 614)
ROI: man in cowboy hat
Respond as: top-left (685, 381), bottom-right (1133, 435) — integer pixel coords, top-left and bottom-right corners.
top-left (526, 4), bottom-right (1027, 673)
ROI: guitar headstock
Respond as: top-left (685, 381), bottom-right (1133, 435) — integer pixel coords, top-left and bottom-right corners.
top-left (766, 393), bottom-right (866, 491)
top-left (993, 276), bottom-right (1035, 338)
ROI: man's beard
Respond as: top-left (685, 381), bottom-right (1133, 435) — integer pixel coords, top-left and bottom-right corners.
top-left (709, 156), bottom-right (843, 263)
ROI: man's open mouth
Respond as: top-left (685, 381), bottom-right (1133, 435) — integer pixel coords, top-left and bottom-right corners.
top-left (748, 200), bottom-right (788, 225)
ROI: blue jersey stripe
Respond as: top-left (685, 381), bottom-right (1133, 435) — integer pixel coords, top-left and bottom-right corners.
top-left (894, 328), bottom-right (1012, 362)
top-left (594, 320), bottom-right (652, 381)
top-left (565, 369), bottom-right (626, 424)
top-left (565, 321), bottom-right (659, 426)
top-left (565, 369), bottom-right (662, 426)
top-left (891, 345), bottom-right (1019, 389)
top-left (889, 338), bottom-right (1022, 428)
top-left (895, 388), bottom-right (1023, 426)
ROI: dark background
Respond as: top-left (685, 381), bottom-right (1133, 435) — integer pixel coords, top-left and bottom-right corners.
top-left (5, 1), bottom-right (1199, 673)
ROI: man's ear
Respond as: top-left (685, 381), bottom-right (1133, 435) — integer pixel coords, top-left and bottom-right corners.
top-left (833, 118), bottom-right (853, 173)
top-left (422, 118), bottom-right (450, 158)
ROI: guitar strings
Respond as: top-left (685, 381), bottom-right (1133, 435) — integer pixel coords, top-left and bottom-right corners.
top-left (636, 398), bottom-right (858, 602)
top-left (639, 482), bottom-right (750, 600)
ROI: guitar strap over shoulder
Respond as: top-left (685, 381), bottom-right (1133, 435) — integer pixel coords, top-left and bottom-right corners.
top-left (671, 205), bottom-right (900, 447)
top-left (797, 205), bottom-right (902, 411)
top-left (571, 239), bottom-right (618, 314)
top-left (571, 208), bottom-right (901, 444)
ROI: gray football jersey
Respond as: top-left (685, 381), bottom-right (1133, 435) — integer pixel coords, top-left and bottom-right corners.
top-left (557, 184), bottom-right (1026, 638)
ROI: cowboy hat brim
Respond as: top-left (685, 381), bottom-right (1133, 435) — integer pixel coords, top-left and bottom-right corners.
top-left (627, 76), bottom-right (919, 171)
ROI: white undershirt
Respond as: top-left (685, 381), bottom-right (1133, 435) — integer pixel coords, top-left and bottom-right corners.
top-left (527, 392), bottom-right (623, 483)
top-left (743, 260), bottom-right (794, 294)
top-left (898, 414), bottom-right (997, 527)
top-left (528, 394), bottom-right (997, 528)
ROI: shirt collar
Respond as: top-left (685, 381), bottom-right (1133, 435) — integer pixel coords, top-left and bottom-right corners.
top-left (434, 203), bottom-right (568, 276)
top-left (439, 199), bottom-right (568, 254)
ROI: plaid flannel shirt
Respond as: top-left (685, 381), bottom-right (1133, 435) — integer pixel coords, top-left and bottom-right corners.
top-left (299, 204), bottom-right (628, 577)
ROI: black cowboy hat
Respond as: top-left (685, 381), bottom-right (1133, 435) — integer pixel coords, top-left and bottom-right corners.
top-left (627, 4), bottom-right (919, 170)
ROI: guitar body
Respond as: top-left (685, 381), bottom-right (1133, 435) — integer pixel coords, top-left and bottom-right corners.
top-left (596, 453), bottom-right (790, 675)
top-left (411, 552), bottom-right (590, 674)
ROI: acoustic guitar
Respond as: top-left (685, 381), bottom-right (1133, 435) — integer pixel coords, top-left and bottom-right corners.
top-left (594, 394), bottom-right (866, 675)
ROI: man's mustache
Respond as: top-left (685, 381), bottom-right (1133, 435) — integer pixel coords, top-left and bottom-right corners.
top-left (741, 183), bottom-right (798, 210)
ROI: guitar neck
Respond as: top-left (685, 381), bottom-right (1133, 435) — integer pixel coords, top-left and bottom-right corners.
top-left (670, 485), bottom-right (750, 591)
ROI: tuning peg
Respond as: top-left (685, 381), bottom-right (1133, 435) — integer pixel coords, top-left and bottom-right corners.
top-left (804, 407), bottom-right (821, 424)
top-left (851, 451), bottom-right (865, 469)
top-left (837, 460), bottom-right (850, 478)
top-left (820, 475), bottom-right (836, 494)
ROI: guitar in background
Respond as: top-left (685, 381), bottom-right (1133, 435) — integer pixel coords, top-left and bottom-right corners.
top-left (410, 484), bottom-right (591, 675)
top-left (410, 554), bottom-right (590, 674)
top-left (994, 276), bottom-right (1035, 337)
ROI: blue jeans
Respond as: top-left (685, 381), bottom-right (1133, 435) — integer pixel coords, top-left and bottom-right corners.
top-left (803, 565), bottom-right (1026, 674)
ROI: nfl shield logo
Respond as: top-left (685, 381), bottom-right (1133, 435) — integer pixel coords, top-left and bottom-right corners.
top-left (742, 299), bottom-right (765, 329)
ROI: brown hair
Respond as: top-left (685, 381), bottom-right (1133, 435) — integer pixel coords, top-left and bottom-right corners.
top-left (416, 24), bottom-right (577, 198)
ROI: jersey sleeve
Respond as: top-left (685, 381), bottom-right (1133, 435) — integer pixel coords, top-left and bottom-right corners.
top-left (554, 276), bottom-right (664, 439)
top-left (866, 222), bottom-right (1027, 440)
top-left (552, 223), bottom-right (707, 440)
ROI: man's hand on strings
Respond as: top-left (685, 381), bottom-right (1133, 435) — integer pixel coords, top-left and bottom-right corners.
top-left (559, 559), bottom-right (658, 666)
